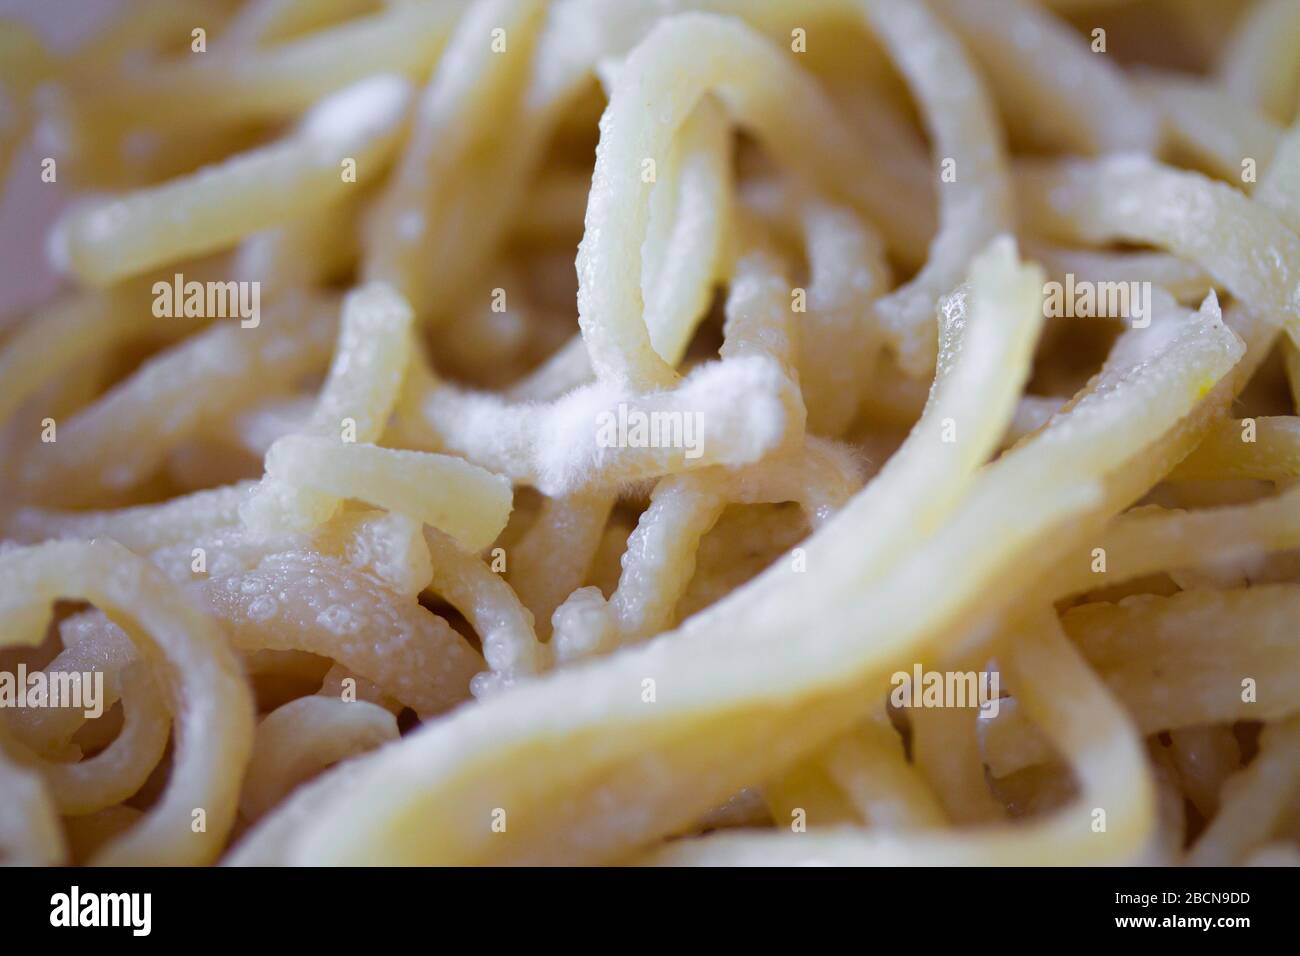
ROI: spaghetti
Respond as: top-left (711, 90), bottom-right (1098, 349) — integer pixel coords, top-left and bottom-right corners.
top-left (0, 0), bottom-right (1298, 866)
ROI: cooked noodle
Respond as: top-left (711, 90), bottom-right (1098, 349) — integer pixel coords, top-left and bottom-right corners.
top-left (1, 0), bottom-right (1298, 866)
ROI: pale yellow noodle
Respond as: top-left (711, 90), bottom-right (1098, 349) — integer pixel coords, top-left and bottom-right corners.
top-left (1188, 716), bottom-right (1300, 865)
top-left (1138, 73), bottom-right (1281, 183)
top-left (1170, 416), bottom-right (1300, 481)
top-left (6, 0), bottom-right (1299, 871)
top-left (21, 295), bottom-right (337, 507)
top-left (642, 609), bottom-right (1154, 865)
top-left (224, 0), bottom-right (380, 48)
top-left (820, 717), bottom-right (948, 830)
top-left (1063, 587), bottom-right (1300, 732)
top-left (1217, 0), bottom-right (1300, 123)
top-left (66, 1), bottom-right (467, 131)
top-left (422, 527), bottom-right (544, 693)
top-left (241, 282), bottom-right (416, 534)
top-left (909, 705), bottom-right (1006, 824)
top-left (239, 696), bottom-right (397, 822)
top-left (0, 739), bottom-right (66, 865)
top-left (238, 241), bottom-right (1066, 864)
top-left (51, 76), bottom-right (413, 285)
top-left (0, 541), bottom-right (254, 865)
top-left (506, 490), bottom-right (615, 641)
top-left (202, 550), bottom-right (482, 716)
top-left (933, 0), bottom-right (1156, 155)
top-left (6, 661), bottom-right (170, 817)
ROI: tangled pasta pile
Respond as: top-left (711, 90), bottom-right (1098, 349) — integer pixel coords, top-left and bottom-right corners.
top-left (1, 0), bottom-right (1299, 866)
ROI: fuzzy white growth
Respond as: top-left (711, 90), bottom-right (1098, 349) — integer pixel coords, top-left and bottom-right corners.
top-left (420, 354), bottom-right (797, 497)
